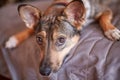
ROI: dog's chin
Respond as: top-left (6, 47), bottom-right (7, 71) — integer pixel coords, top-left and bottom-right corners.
top-left (52, 67), bottom-right (60, 73)
top-left (52, 64), bottom-right (63, 73)
top-left (40, 69), bottom-right (59, 76)
top-left (52, 68), bottom-right (59, 73)
top-left (40, 53), bottom-right (69, 76)
top-left (52, 56), bottom-right (69, 73)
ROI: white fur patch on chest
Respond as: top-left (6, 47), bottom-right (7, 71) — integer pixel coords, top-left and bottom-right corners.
top-left (82, 0), bottom-right (91, 19)
top-left (82, 0), bottom-right (95, 26)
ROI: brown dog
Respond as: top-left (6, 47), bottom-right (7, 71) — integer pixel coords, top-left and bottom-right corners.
top-left (5, 0), bottom-right (120, 76)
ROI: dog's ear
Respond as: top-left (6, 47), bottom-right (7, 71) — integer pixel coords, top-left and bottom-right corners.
top-left (61, 1), bottom-right (86, 30)
top-left (18, 4), bottom-right (41, 29)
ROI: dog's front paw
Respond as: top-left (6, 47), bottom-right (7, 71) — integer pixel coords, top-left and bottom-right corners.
top-left (5, 36), bottom-right (18, 49)
top-left (105, 28), bottom-right (120, 41)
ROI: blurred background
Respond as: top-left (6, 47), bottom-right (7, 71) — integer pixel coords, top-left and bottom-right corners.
top-left (0, 0), bottom-right (46, 7)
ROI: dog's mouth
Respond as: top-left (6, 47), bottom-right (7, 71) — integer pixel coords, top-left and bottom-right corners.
top-left (39, 66), bottom-right (52, 76)
top-left (39, 58), bottom-right (66, 76)
top-left (39, 53), bottom-right (70, 76)
top-left (39, 64), bottom-right (61, 76)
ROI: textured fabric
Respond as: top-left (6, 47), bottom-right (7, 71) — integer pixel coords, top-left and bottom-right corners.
top-left (0, 0), bottom-right (120, 80)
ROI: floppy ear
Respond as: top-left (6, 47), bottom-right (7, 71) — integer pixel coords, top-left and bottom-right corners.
top-left (61, 1), bottom-right (86, 30)
top-left (18, 4), bottom-right (41, 29)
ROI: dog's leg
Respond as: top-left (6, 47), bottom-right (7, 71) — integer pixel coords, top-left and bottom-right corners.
top-left (96, 9), bottom-right (120, 41)
top-left (5, 28), bottom-right (34, 48)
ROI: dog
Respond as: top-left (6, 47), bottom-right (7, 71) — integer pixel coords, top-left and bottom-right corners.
top-left (5, 0), bottom-right (120, 76)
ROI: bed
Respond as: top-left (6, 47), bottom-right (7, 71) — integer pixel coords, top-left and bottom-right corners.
top-left (0, 0), bottom-right (120, 80)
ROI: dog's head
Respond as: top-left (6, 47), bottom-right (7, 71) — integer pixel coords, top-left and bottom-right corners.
top-left (18, 0), bottom-right (86, 76)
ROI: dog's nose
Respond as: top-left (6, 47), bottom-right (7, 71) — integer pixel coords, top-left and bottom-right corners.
top-left (40, 66), bottom-right (51, 76)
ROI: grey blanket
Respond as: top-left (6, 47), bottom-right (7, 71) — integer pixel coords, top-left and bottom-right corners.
top-left (0, 0), bottom-right (120, 80)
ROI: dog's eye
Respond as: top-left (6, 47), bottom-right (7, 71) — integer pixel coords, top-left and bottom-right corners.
top-left (56, 37), bottom-right (66, 46)
top-left (36, 36), bottom-right (43, 45)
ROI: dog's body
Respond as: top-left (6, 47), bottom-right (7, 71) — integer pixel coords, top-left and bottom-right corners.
top-left (5, 0), bottom-right (120, 76)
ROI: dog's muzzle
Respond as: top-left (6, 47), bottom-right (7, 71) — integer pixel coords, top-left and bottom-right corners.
top-left (39, 66), bottom-right (52, 76)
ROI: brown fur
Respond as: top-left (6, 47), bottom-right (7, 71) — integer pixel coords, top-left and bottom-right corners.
top-left (13, 28), bottom-right (34, 46)
top-left (6, 0), bottom-right (120, 76)
top-left (98, 10), bottom-right (115, 32)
